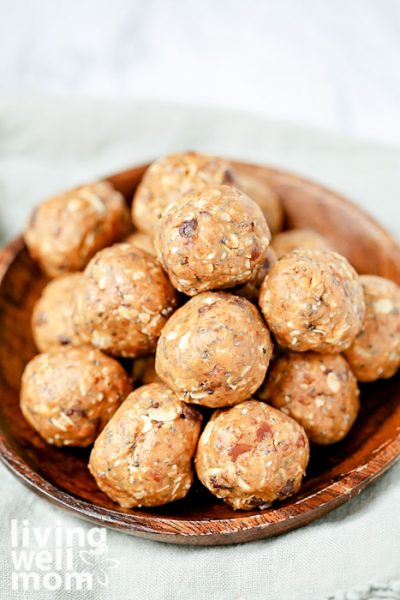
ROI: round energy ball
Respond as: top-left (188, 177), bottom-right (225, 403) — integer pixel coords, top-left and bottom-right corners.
top-left (195, 400), bottom-right (309, 510)
top-left (89, 383), bottom-right (203, 508)
top-left (155, 292), bottom-right (272, 408)
top-left (232, 246), bottom-right (277, 303)
top-left (132, 151), bottom-right (237, 235)
top-left (258, 352), bottom-right (360, 444)
top-left (344, 275), bottom-right (400, 382)
top-left (25, 181), bottom-right (131, 277)
top-left (32, 273), bottom-right (82, 352)
top-left (259, 250), bottom-right (365, 353)
top-left (125, 231), bottom-right (156, 257)
top-left (155, 185), bottom-right (271, 296)
top-left (236, 173), bottom-right (284, 235)
top-left (271, 228), bottom-right (331, 259)
top-left (73, 243), bottom-right (178, 358)
top-left (132, 355), bottom-right (161, 385)
top-left (20, 346), bottom-right (131, 447)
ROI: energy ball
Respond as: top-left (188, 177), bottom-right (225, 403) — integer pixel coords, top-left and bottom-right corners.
top-left (74, 243), bottom-right (178, 358)
top-left (195, 400), bottom-right (309, 510)
top-left (232, 246), bottom-right (277, 303)
top-left (271, 228), bottom-right (331, 259)
top-left (89, 383), bottom-right (202, 508)
top-left (258, 352), bottom-right (360, 445)
top-left (132, 152), bottom-right (237, 235)
top-left (155, 185), bottom-right (271, 296)
top-left (259, 250), bottom-right (365, 353)
top-left (132, 355), bottom-right (161, 385)
top-left (125, 231), bottom-right (156, 257)
top-left (236, 173), bottom-right (284, 234)
top-left (344, 275), bottom-right (400, 382)
top-left (25, 181), bottom-right (131, 277)
top-left (155, 292), bottom-right (272, 408)
top-left (20, 346), bottom-right (131, 447)
top-left (32, 273), bottom-right (82, 352)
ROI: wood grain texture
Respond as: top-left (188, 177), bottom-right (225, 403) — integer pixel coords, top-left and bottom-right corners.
top-left (0, 161), bottom-right (399, 545)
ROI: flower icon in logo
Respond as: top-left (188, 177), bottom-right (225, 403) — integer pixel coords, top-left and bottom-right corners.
top-left (79, 544), bottom-right (120, 587)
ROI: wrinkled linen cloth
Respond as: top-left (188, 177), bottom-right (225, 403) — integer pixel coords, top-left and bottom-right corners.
top-left (0, 96), bottom-right (399, 600)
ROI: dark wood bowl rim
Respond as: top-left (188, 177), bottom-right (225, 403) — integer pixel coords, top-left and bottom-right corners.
top-left (0, 162), bottom-right (399, 545)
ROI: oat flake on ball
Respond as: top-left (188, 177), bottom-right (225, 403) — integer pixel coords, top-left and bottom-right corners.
top-left (258, 352), bottom-right (360, 445)
top-left (25, 181), bottom-right (131, 277)
top-left (344, 275), bottom-right (400, 382)
top-left (259, 249), bottom-right (365, 353)
top-left (132, 151), bottom-right (237, 235)
top-left (73, 243), bottom-right (178, 358)
top-left (89, 383), bottom-right (202, 508)
top-left (155, 185), bottom-right (271, 296)
top-left (155, 292), bottom-right (272, 408)
top-left (20, 346), bottom-right (131, 447)
top-left (195, 400), bottom-right (309, 510)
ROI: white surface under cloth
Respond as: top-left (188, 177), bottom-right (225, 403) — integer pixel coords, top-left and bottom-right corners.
top-left (3, 0), bottom-right (400, 146)
top-left (0, 98), bottom-right (399, 600)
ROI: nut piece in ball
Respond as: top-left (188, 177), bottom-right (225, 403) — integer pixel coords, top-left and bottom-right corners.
top-left (132, 151), bottom-right (237, 235)
top-left (344, 275), bottom-right (400, 382)
top-left (125, 231), bottom-right (156, 257)
top-left (32, 273), bottom-right (82, 352)
top-left (259, 250), bottom-right (365, 353)
top-left (89, 383), bottom-right (202, 508)
top-left (74, 243), bottom-right (178, 358)
top-left (20, 346), bottom-right (132, 447)
top-left (236, 173), bottom-right (284, 235)
top-left (156, 292), bottom-right (272, 408)
top-left (259, 352), bottom-right (360, 444)
top-left (271, 228), bottom-right (331, 259)
top-left (195, 400), bottom-right (309, 510)
top-left (155, 185), bottom-right (271, 296)
top-left (25, 181), bottom-right (131, 277)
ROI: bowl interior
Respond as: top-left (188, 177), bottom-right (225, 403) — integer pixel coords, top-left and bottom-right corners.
top-left (0, 161), bottom-right (399, 543)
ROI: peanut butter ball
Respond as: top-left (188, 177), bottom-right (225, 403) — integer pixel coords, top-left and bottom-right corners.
top-left (259, 352), bottom-right (360, 445)
top-left (155, 185), bottom-right (271, 296)
top-left (125, 231), bottom-right (156, 257)
top-left (232, 246), bottom-right (277, 303)
top-left (32, 274), bottom-right (82, 352)
top-left (20, 346), bottom-right (131, 447)
top-left (344, 275), bottom-right (400, 382)
top-left (89, 383), bottom-right (202, 508)
top-left (259, 250), bottom-right (365, 353)
top-left (132, 152), bottom-right (237, 235)
top-left (25, 181), bottom-right (130, 277)
top-left (271, 228), bottom-right (331, 258)
top-left (236, 173), bottom-right (284, 234)
top-left (74, 243), bottom-right (177, 358)
top-left (195, 400), bottom-right (309, 510)
top-left (156, 292), bottom-right (272, 408)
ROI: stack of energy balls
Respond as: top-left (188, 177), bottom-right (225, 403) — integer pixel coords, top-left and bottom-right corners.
top-left (21, 152), bottom-right (400, 512)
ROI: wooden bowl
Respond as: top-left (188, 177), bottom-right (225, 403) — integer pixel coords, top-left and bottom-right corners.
top-left (0, 160), bottom-right (399, 546)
